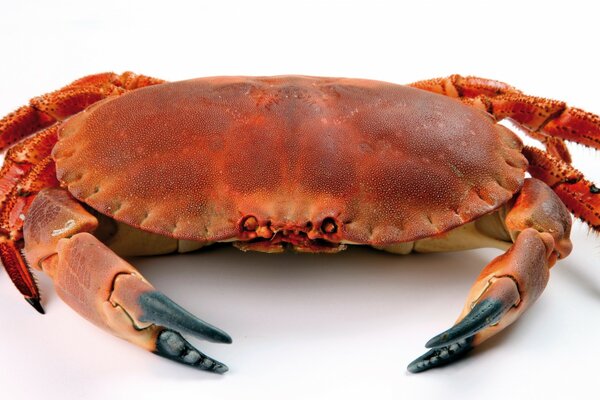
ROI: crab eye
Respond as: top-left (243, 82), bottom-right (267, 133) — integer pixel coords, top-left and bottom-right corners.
top-left (241, 216), bottom-right (258, 231)
top-left (321, 217), bottom-right (338, 234)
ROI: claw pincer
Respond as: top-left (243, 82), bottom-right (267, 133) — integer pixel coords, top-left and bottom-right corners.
top-left (49, 232), bottom-right (232, 372)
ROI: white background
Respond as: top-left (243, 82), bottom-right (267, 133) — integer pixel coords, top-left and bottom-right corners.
top-left (1, 1), bottom-right (600, 399)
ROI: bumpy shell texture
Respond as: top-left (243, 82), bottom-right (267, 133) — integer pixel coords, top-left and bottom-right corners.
top-left (53, 76), bottom-right (527, 245)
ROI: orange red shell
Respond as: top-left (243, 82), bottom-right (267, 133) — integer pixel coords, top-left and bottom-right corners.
top-left (52, 76), bottom-right (527, 245)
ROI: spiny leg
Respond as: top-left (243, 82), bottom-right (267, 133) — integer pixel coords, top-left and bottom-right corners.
top-left (499, 117), bottom-right (600, 233)
top-left (0, 72), bottom-right (165, 312)
top-left (410, 74), bottom-right (600, 162)
top-left (0, 126), bottom-right (60, 312)
top-left (24, 188), bottom-right (231, 372)
top-left (0, 72), bottom-right (165, 150)
top-left (408, 179), bottom-right (572, 372)
top-left (523, 146), bottom-right (600, 230)
top-left (411, 74), bottom-right (600, 233)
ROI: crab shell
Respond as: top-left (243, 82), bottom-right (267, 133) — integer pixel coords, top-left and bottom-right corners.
top-left (52, 76), bottom-right (526, 252)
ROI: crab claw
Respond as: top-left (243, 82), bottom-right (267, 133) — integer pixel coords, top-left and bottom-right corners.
top-left (408, 277), bottom-right (519, 373)
top-left (408, 228), bottom-right (556, 373)
top-left (424, 277), bottom-right (520, 349)
top-left (43, 232), bottom-right (231, 373)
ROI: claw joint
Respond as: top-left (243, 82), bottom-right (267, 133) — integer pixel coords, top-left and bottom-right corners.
top-left (107, 272), bottom-right (155, 330)
top-left (490, 275), bottom-right (522, 308)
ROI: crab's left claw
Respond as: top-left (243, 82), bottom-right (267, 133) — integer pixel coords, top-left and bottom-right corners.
top-left (41, 232), bottom-right (231, 373)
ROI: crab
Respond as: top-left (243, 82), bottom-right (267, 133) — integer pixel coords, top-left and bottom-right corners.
top-left (0, 72), bottom-right (598, 373)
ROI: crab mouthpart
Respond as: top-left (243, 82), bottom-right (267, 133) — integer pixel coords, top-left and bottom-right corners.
top-left (236, 216), bottom-right (345, 253)
top-left (234, 231), bottom-right (346, 253)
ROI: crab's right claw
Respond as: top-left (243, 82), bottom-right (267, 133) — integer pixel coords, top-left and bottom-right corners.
top-left (42, 232), bottom-right (231, 373)
top-left (106, 273), bottom-right (231, 373)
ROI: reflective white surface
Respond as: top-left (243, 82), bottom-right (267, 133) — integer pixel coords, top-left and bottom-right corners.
top-left (1, 1), bottom-right (599, 399)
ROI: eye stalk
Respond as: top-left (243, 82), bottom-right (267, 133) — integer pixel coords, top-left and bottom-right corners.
top-left (241, 216), bottom-right (258, 231)
top-left (240, 216), bottom-right (273, 239)
top-left (240, 215), bottom-right (339, 240)
top-left (321, 217), bottom-right (338, 234)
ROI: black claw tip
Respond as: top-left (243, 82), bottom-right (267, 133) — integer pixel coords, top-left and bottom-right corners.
top-left (407, 337), bottom-right (474, 373)
top-left (139, 291), bottom-right (232, 343)
top-left (425, 298), bottom-right (509, 349)
top-left (26, 297), bottom-right (45, 314)
top-left (154, 329), bottom-right (229, 373)
top-left (213, 363), bottom-right (229, 374)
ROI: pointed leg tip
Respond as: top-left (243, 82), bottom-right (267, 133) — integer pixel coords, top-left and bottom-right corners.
top-left (25, 297), bottom-right (45, 314)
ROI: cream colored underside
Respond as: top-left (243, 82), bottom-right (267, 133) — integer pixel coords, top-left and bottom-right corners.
top-left (96, 207), bottom-right (513, 257)
top-left (374, 210), bottom-right (512, 254)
